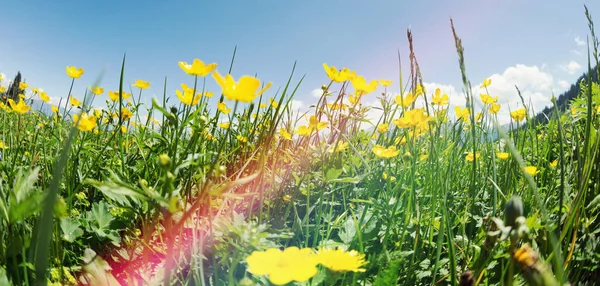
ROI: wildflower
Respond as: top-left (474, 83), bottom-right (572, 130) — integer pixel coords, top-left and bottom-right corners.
top-left (212, 71), bottom-right (272, 103)
top-left (218, 122), bottom-right (230, 129)
top-left (0, 141), bottom-right (8, 149)
top-left (237, 135), bottom-right (248, 143)
top-left (8, 99), bottom-right (31, 114)
top-left (31, 87), bottom-right (40, 93)
top-left (329, 141), bottom-right (348, 153)
top-left (246, 247), bottom-right (318, 285)
top-left (39, 91), bottom-right (50, 103)
top-left (315, 248), bottom-right (367, 273)
top-left (380, 79), bottom-right (392, 87)
top-left (159, 154), bottom-right (170, 166)
top-left (395, 92), bottom-right (418, 108)
top-left (432, 88), bottom-right (449, 105)
top-left (178, 58), bottom-right (217, 76)
top-left (66, 66), bottom-right (84, 78)
top-left (348, 94), bottom-right (361, 105)
top-left (550, 160), bottom-right (558, 168)
top-left (465, 152), bottom-right (481, 162)
top-left (510, 108), bottom-right (527, 122)
top-left (203, 91), bottom-right (214, 98)
top-left (372, 145), bottom-right (400, 159)
top-left (259, 103), bottom-right (267, 108)
top-left (523, 166), bottom-right (538, 176)
top-left (107, 90), bottom-right (132, 102)
top-left (475, 112), bottom-right (483, 122)
top-left (0, 86), bottom-right (6, 93)
top-left (70, 95), bottom-right (82, 107)
top-left (72, 112), bottom-right (97, 131)
top-left (120, 125), bottom-right (127, 133)
top-left (322, 63), bottom-right (354, 82)
top-left (455, 106), bottom-right (471, 122)
top-left (480, 94), bottom-right (498, 104)
top-left (51, 105), bottom-right (59, 113)
top-left (132, 80), bottom-right (150, 89)
top-left (75, 192), bottom-right (87, 201)
top-left (217, 101), bottom-right (231, 114)
top-left (480, 78), bottom-right (492, 88)
top-left (489, 103), bottom-right (501, 114)
top-left (120, 108), bottom-right (133, 120)
top-left (496, 152), bottom-right (509, 160)
top-left (280, 128), bottom-right (292, 140)
top-left (176, 84), bottom-right (201, 105)
top-left (377, 123), bottom-right (389, 133)
top-left (0, 73), bottom-right (3, 81)
top-left (19, 82), bottom-right (29, 90)
top-left (393, 108), bottom-right (431, 129)
top-left (351, 76), bottom-right (378, 96)
top-left (91, 86), bottom-right (104, 95)
top-left (269, 98), bottom-right (279, 108)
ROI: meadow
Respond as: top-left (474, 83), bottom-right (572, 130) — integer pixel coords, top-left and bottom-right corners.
top-left (1, 9), bottom-right (600, 286)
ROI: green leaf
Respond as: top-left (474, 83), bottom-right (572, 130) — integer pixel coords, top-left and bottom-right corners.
top-left (87, 202), bottom-right (114, 238)
top-left (84, 170), bottom-right (148, 207)
top-left (60, 217), bottom-right (83, 243)
top-left (325, 168), bottom-right (343, 182)
top-left (339, 217), bottom-right (356, 244)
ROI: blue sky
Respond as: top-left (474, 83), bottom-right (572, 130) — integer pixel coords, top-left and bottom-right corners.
top-left (1, 1), bottom-right (599, 123)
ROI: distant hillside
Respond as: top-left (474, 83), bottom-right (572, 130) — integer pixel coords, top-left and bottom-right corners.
top-left (530, 64), bottom-right (598, 125)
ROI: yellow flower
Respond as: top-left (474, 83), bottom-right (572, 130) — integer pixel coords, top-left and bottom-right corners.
top-left (432, 88), bottom-right (449, 105)
top-left (120, 108), bottom-right (132, 120)
top-left (393, 108), bottom-right (431, 129)
top-left (480, 78), bottom-right (492, 88)
top-left (454, 106), bottom-right (471, 122)
top-left (0, 141), bottom-right (8, 149)
top-left (0, 73), bottom-right (3, 81)
top-left (322, 63), bottom-right (354, 82)
top-left (348, 94), bottom-right (360, 105)
top-left (465, 152), bottom-right (481, 162)
top-left (70, 95), bottom-right (82, 107)
top-left (176, 84), bottom-right (201, 105)
top-left (0, 86), bottom-right (6, 93)
top-left (203, 91), bottom-right (214, 98)
top-left (315, 248), bottom-right (367, 273)
top-left (217, 101), bottom-right (231, 114)
top-left (550, 160), bottom-right (558, 168)
top-left (351, 76), bottom-right (379, 96)
top-left (489, 103), bottom-right (501, 114)
top-left (524, 166), bottom-right (538, 176)
top-left (91, 86), bottom-right (104, 95)
top-left (246, 247), bottom-right (318, 285)
top-left (72, 112), bottom-right (97, 131)
top-left (212, 71), bottom-right (272, 103)
top-left (259, 103), bottom-right (267, 108)
top-left (178, 58), bottom-right (217, 76)
top-left (107, 91), bottom-right (132, 102)
top-left (295, 125), bottom-right (312, 137)
top-left (496, 152), bottom-right (509, 160)
top-left (510, 107), bottom-right (527, 122)
top-left (377, 123), bottom-right (389, 134)
top-left (218, 122), bottom-right (230, 129)
top-left (132, 79), bottom-right (150, 89)
top-left (121, 125), bottom-right (127, 133)
top-left (269, 98), bottom-right (279, 108)
top-left (237, 135), bottom-right (248, 143)
top-left (280, 128), bottom-right (292, 140)
top-left (39, 91), bottom-right (50, 103)
top-left (159, 154), bottom-right (170, 166)
top-left (8, 99), bottom-right (31, 114)
top-left (66, 66), bottom-right (84, 79)
top-left (51, 105), bottom-right (59, 113)
top-left (372, 145), bottom-right (400, 159)
top-left (395, 92), bottom-right (418, 108)
top-left (380, 79), bottom-right (392, 87)
top-left (479, 94), bottom-right (498, 104)
top-left (19, 82), bottom-right (29, 90)
top-left (31, 87), bottom-right (40, 93)
top-left (329, 141), bottom-right (348, 153)
top-left (308, 115), bottom-right (328, 131)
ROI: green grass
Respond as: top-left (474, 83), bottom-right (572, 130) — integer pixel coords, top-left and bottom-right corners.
top-left (1, 7), bottom-right (600, 286)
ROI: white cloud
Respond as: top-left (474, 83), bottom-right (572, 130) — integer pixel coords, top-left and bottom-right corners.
top-left (560, 61), bottom-right (582, 75)
top-left (290, 99), bottom-right (304, 111)
top-left (575, 36), bottom-right (586, 47)
top-left (558, 80), bottom-right (570, 89)
top-left (310, 88), bottom-right (324, 98)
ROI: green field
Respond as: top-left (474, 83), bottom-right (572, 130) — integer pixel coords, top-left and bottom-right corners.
top-left (1, 8), bottom-right (600, 286)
